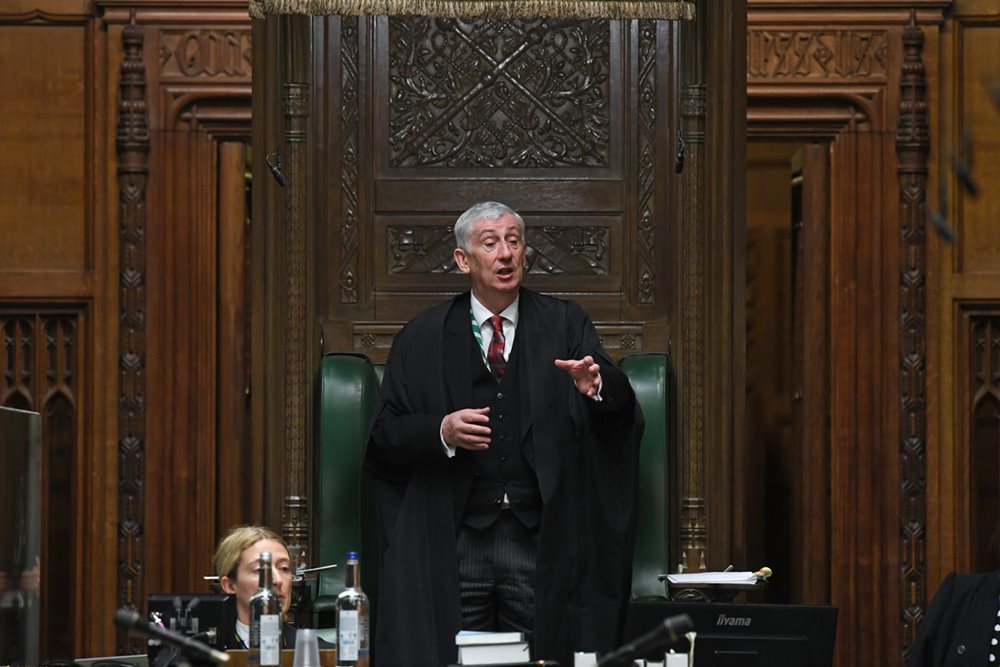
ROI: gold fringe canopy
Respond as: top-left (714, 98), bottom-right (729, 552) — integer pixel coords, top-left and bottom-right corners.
top-left (249, 0), bottom-right (695, 20)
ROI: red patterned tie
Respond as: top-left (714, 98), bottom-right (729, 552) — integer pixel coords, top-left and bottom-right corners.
top-left (487, 315), bottom-right (506, 379)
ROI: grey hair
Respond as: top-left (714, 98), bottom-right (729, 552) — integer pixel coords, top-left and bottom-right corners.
top-left (453, 201), bottom-right (525, 252)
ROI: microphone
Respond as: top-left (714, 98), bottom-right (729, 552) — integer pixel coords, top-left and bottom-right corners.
top-left (597, 613), bottom-right (694, 667)
top-left (265, 152), bottom-right (287, 188)
top-left (674, 132), bottom-right (686, 174)
top-left (114, 608), bottom-right (230, 665)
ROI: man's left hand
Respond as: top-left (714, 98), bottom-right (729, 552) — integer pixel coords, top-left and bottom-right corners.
top-left (554, 356), bottom-right (602, 397)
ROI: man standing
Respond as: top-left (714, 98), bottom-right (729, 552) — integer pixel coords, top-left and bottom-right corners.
top-left (364, 202), bottom-right (643, 666)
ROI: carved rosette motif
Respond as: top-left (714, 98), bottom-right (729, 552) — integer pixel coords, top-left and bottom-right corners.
top-left (282, 80), bottom-right (310, 552)
top-left (747, 29), bottom-right (888, 80)
top-left (680, 82), bottom-right (707, 571)
top-left (341, 17), bottom-right (360, 304)
top-left (387, 225), bottom-right (609, 275)
top-left (896, 14), bottom-right (929, 662)
top-left (636, 20), bottom-right (656, 305)
top-left (116, 16), bottom-right (150, 649)
top-left (387, 17), bottom-right (610, 168)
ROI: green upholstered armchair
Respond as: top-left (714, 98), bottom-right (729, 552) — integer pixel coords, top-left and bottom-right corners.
top-left (313, 351), bottom-right (674, 615)
top-left (619, 354), bottom-right (673, 599)
top-left (314, 354), bottom-right (381, 599)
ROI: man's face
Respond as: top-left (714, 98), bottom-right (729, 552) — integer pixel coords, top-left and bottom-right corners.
top-left (454, 213), bottom-right (525, 310)
top-left (220, 538), bottom-right (292, 624)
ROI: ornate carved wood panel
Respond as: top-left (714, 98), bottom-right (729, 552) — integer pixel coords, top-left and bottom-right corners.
top-left (385, 18), bottom-right (612, 169)
top-left (319, 15), bottom-right (679, 361)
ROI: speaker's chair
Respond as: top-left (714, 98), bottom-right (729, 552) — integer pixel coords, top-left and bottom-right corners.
top-left (312, 351), bottom-right (674, 621)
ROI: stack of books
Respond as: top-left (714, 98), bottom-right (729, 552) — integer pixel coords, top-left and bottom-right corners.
top-left (455, 631), bottom-right (531, 665)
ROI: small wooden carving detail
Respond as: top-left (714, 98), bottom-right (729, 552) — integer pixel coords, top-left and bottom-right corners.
top-left (158, 29), bottom-right (252, 79)
top-left (387, 17), bottom-right (611, 168)
top-left (387, 225), bottom-right (609, 275)
top-left (1, 316), bottom-right (35, 409)
top-left (748, 30), bottom-right (888, 80)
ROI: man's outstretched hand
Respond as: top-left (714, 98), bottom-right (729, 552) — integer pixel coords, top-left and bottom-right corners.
top-left (554, 356), bottom-right (602, 397)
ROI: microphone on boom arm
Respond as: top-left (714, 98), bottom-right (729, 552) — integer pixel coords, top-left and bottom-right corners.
top-left (114, 608), bottom-right (230, 665)
top-left (597, 613), bottom-right (694, 667)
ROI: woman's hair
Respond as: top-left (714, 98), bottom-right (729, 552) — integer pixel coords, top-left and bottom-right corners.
top-left (213, 525), bottom-right (287, 580)
top-left (453, 201), bottom-right (525, 252)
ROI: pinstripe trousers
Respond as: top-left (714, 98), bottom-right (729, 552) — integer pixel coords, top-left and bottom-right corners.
top-left (457, 510), bottom-right (539, 634)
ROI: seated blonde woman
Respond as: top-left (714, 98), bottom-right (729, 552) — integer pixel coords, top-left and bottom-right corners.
top-left (214, 525), bottom-right (331, 650)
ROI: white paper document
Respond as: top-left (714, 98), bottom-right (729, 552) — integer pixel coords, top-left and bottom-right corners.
top-left (664, 571), bottom-right (760, 585)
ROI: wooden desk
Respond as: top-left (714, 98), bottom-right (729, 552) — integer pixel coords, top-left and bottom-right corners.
top-left (225, 649), bottom-right (349, 667)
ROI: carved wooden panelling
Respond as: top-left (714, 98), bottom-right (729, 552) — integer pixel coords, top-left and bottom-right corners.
top-left (385, 224), bottom-right (610, 275)
top-left (341, 17), bottom-right (360, 304)
top-left (956, 19), bottom-right (1000, 275)
top-left (0, 23), bottom-right (87, 273)
top-left (1, 309), bottom-right (80, 660)
top-left (158, 29), bottom-right (252, 80)
top-left (636, 20), bottom-right (656, 305)
top-left (747, 30), bottom-right (888, 79)
top-left (352, 320), bottom-right (642, 354)
top-left (527, 226), bottom-right (609, 275)
top-left (969, 313), bottom-right (1000, 572)
top-left (387, 17), bottom-right (611, 168)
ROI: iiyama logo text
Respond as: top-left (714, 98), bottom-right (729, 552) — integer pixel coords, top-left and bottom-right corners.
top-left (716, 613), bottom-right (752, 627)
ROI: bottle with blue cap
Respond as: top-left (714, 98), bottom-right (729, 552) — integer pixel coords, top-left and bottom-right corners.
top-left (335, 551), bottom-right (369, 666)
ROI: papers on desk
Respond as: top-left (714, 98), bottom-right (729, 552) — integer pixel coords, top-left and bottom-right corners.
top-left (663, 571), bottom-right (762, 585)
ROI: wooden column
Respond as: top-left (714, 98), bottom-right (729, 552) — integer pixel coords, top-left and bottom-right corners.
top-left (279, 15), bottom-right (313, 562)
top-left (115, 13), bottom-right (149, 652)
top-left (896, 12), bottom-right (930, 662)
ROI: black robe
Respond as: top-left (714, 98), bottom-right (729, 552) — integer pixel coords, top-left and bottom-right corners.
top-left (909, 571), bottom-right (1000, 667)
top-left (363, 288), bottom-right (644, 666)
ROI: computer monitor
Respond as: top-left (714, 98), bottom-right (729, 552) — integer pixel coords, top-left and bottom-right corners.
top-left (624, 600), bottom-right (838, 667)
top-left (146, 593), bottom-right (232, 651)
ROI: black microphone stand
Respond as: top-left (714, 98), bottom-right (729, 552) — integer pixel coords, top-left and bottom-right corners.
top-left (597, 613), bottom-right (694, 667)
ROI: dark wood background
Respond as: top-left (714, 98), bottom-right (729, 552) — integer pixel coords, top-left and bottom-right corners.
top-left (4, 1), bottom-right (1000, 666)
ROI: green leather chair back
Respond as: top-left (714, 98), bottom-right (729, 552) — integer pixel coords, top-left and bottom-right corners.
top-left (315, 352), bottom-right (672, 600)
top-left (619, 353), bottom-right (672, 599)
top-left (315, 353), bottom-right (381, 597)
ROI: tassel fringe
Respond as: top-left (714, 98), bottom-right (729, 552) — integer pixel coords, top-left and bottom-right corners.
top-left (249, 0), bottom-right (695, 21)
